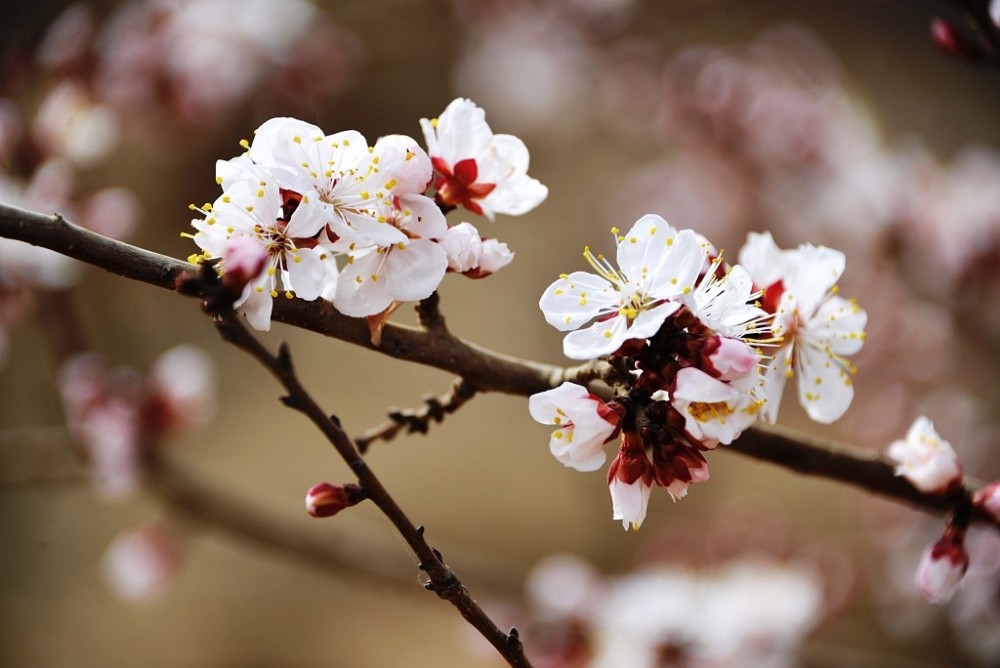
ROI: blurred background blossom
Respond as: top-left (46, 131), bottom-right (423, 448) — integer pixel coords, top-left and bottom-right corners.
top-left (1, 1), bottom-right (998, 666)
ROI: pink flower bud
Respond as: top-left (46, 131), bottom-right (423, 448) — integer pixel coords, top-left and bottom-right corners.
top-left (305, 482), bottom-right (367, 518)
top-left (972, 481), bottom-right (1000, 522)
top-left (916, 528), bottom-right (969, 605)
top-left (701, 336), bottom-right (758, 381)
top-left (221, 236), bottom-right (268, 294)
top-left (438, 222), bottom-right (513, 278)
top-left (467, 237), bottom-right (513, 278)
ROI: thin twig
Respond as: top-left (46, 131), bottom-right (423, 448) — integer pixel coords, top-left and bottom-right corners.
top-left (355, 378), bottom-right (477, 453)
top-left (1, 203), bottom-right (997, 532)
top-left (210, 307), bottom-right (532, 667)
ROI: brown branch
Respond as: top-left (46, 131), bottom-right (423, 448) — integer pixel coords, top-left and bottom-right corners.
top-left (1, 202), bottom-right (997, 533)
top-left (730, 423), bottom-right (997, 528)
top-left (0, 203), bottom-right (597, 395)
top-left (209, 307), bottom-right (532, 667)
top-left (355, 378), bottom-right (477, 453)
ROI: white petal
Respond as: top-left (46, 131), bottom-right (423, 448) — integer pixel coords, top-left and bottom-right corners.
top-left (626, 301), bottom-right (681, 341)
top-left (673, 367), bottom-right (740, 404)
top-left (808, 295), bottom-right (867, 356)
top-left (609, 478), bottom-right (651, 530)
top-left (648, 229), bottom-right (705, 300)
top-left (249, 117), bottom-right (326, 171)
top-left (478, 133), bottom-right (530, 180)
top-left (480, 173), bottom-right (548, 217)
top-left (428, 98), bottom-right (493, 162)
top-left (539, 271), bottom-right (617, 332)
top-left (563, 316), bottom-right (628, 360)
top-left (238, 285), bottom-right (274, 331)
top-left (284, 197), bottom-right (328, 239)
top-left (283, 248), bottom-right (325, 301)
top-left (737, 230), bottom-right (786, 288)
top-left (758, 345), bottom-right (792, 424)
top-left (527, 383), bottom-right (590, 424)
top-left (333, 251), bottom-right (393, 317)
top-left (549, 430), bottom-right (608, 472)
top-left (786, 244), bottom-right (845, 316)
top-left (795, 341), bottom-right (855, 424)
top-left (396, 193), bottom-right (448, 239)
top-left (383, 240), bottom-right (448, 302)
top-left (615, 214), bottom-right (672, 279)
top-left (372, 134), bottom-right (432, 195)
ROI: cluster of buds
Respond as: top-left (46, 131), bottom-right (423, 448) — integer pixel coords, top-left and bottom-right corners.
top-left (886, 416), bottom-right (1000, 605)
top-left (186, 98), bottom-right (545, 333)
top-left (532, 216), bottom-right (867, 529)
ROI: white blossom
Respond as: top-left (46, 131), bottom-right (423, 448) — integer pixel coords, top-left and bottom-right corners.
top-left (190, 160), bottom-right (331, 330)
top-left (739, 231), bottom-right (867, 424)
top-left (420, 97), bottom-right (547, 219)
top-left (887, 416), bottom-right (963, 494)
top-left (539, 214), bottom-right (705, 359)
top-left (528, 382), bottom-right (618, 472)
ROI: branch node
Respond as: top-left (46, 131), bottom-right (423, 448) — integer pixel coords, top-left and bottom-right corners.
top-left (279, 395), bottom-right (301, 410)
top-left (416, 292), bottom-right (447, 332)
top-left (506, 627), bottom-right (523, 653)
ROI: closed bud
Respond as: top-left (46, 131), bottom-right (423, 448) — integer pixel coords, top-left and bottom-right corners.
top-left (221, 236), bottom-right (268, 295)
top-left (305, 482), bottom-right (367, 518)
top-left (916, 527), bottom-right (969, 605)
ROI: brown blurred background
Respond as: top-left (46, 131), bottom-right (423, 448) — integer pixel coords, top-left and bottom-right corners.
top-left (2, 0), bottom-right (999, 666)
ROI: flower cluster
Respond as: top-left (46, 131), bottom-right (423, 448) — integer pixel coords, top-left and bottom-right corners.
top-left (187, 98), bottom-right (545, 330)
top-left (532, 217), bottom-right (867, 529)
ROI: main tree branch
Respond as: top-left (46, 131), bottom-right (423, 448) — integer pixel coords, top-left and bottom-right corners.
top-left (0, 202), bottom-right (996, 532)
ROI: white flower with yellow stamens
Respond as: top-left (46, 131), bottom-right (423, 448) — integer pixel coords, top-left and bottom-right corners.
top-left (189, 163), bottom-right (330, 331)
top-left (243, 117), bottom-right (417, 249)
top-left (528, 382), bottom-right (619, 472)
top-left (538, 214), bottom-right (705, 360)
top-left (739, 232), bottom-right (867, 424)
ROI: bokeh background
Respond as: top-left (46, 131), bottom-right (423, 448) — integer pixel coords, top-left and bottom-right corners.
top-left (2, 0), bottom-right (999, 665)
